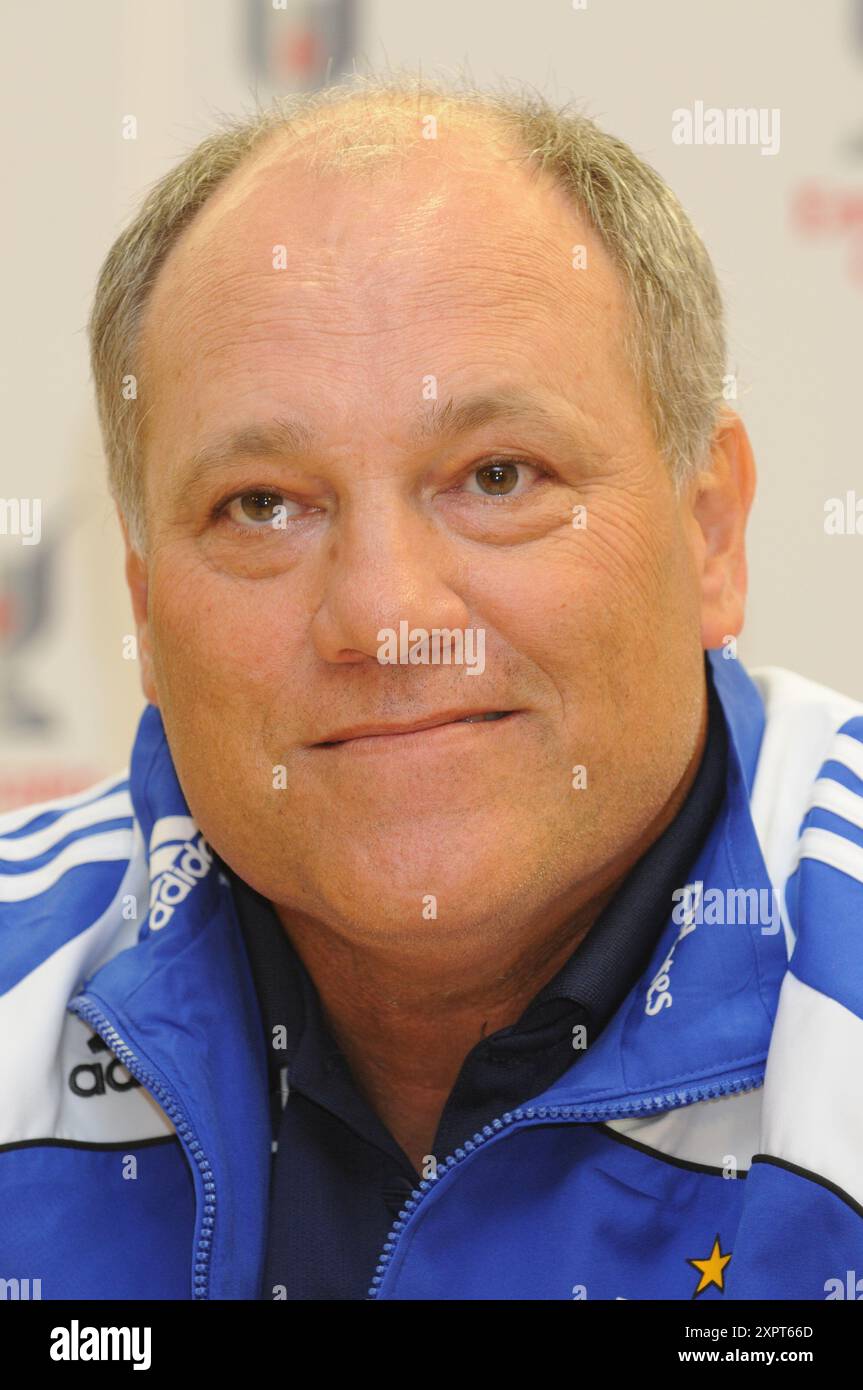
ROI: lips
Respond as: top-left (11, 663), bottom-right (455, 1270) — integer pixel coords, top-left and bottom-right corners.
top-left (315, 709), bottom-right (513, 747)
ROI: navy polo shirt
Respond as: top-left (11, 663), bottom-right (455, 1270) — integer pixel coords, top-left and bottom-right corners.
top-left (226, 656), bottom-right (728, 1300)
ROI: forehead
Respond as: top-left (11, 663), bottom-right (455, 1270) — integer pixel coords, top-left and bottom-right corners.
top-left (138, 124), bottom-right (637, 447)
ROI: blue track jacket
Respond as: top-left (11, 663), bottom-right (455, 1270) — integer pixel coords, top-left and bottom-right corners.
top-left (1, 649), bottom-right (863, 1301)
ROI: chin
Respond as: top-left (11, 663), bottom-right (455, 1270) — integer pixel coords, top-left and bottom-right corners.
top-left (294, 830), bottom-right (538, 938)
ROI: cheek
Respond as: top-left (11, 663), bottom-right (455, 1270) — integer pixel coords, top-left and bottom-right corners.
top-left (147, 553), bottom-right (299, 711)
top-left (469, 502), bottom-right (675, 669)
top-left (464, 501), bottom-right (699, 768)
top-left (145, 558), bottom-right (305, 832)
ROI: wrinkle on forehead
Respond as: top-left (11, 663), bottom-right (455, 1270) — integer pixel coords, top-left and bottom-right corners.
top-left (145, 239), bottom-right (622, 372)
top-left (137, 125), bottom-right (638, 463)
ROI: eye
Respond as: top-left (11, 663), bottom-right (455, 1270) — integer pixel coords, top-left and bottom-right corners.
top-left (459, 459), bottom-right (545, 498)
top-left (221, 490), bottom-right (306, 528)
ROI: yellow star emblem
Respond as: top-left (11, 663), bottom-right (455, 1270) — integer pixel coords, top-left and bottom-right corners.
top-left (687, 1235), bottom-right (732, 1297)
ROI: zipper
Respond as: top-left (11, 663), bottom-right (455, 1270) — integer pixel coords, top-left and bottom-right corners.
top-left (68, 993), bottom-right (215, 1301)
top-left (367, 1071), bottom-right (764, 1299)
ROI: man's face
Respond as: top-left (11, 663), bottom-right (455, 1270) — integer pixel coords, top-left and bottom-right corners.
top-left (130, 128), bottom-right (719, 943)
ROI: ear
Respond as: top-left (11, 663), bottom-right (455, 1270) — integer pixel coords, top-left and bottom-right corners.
top-left (685, 409), bottom-right (757, 651)
top-left (116, 505), bottom-right (159, 707)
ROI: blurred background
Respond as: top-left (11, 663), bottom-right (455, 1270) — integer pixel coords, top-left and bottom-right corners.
top-left (1, 0), bottom-right (861, 808)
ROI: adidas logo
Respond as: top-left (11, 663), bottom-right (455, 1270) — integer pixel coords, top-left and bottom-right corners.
top-left (68, 1033), bottom-right (141, 1098)
top-left (148, 815), bottom-right (213, 931)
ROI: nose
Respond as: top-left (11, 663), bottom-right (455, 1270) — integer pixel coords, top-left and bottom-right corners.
top-left (308, 491), bottom-right (472, 666)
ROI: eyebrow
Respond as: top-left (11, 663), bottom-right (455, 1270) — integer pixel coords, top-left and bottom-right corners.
top-left (180, 389), bottom-right (578, 487)
top-left (409, 390), bottom-right (568, 444)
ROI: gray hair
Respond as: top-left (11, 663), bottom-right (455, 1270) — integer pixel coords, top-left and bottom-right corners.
top-left (88, 70), bottom-right (727, 553)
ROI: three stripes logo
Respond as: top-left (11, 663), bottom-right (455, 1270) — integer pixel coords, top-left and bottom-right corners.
top-left (148, 816), bottom-right (213, 931)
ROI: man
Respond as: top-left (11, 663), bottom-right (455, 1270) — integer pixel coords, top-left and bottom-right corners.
top-left (1, 75), bottom-right (862, 1302)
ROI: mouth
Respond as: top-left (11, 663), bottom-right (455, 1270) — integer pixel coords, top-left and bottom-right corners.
top-left (314, 709), bottom-right (516, 748)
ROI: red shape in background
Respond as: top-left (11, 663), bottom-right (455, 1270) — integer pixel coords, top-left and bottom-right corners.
top-left (278, 27), bottom-right (323, 78)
